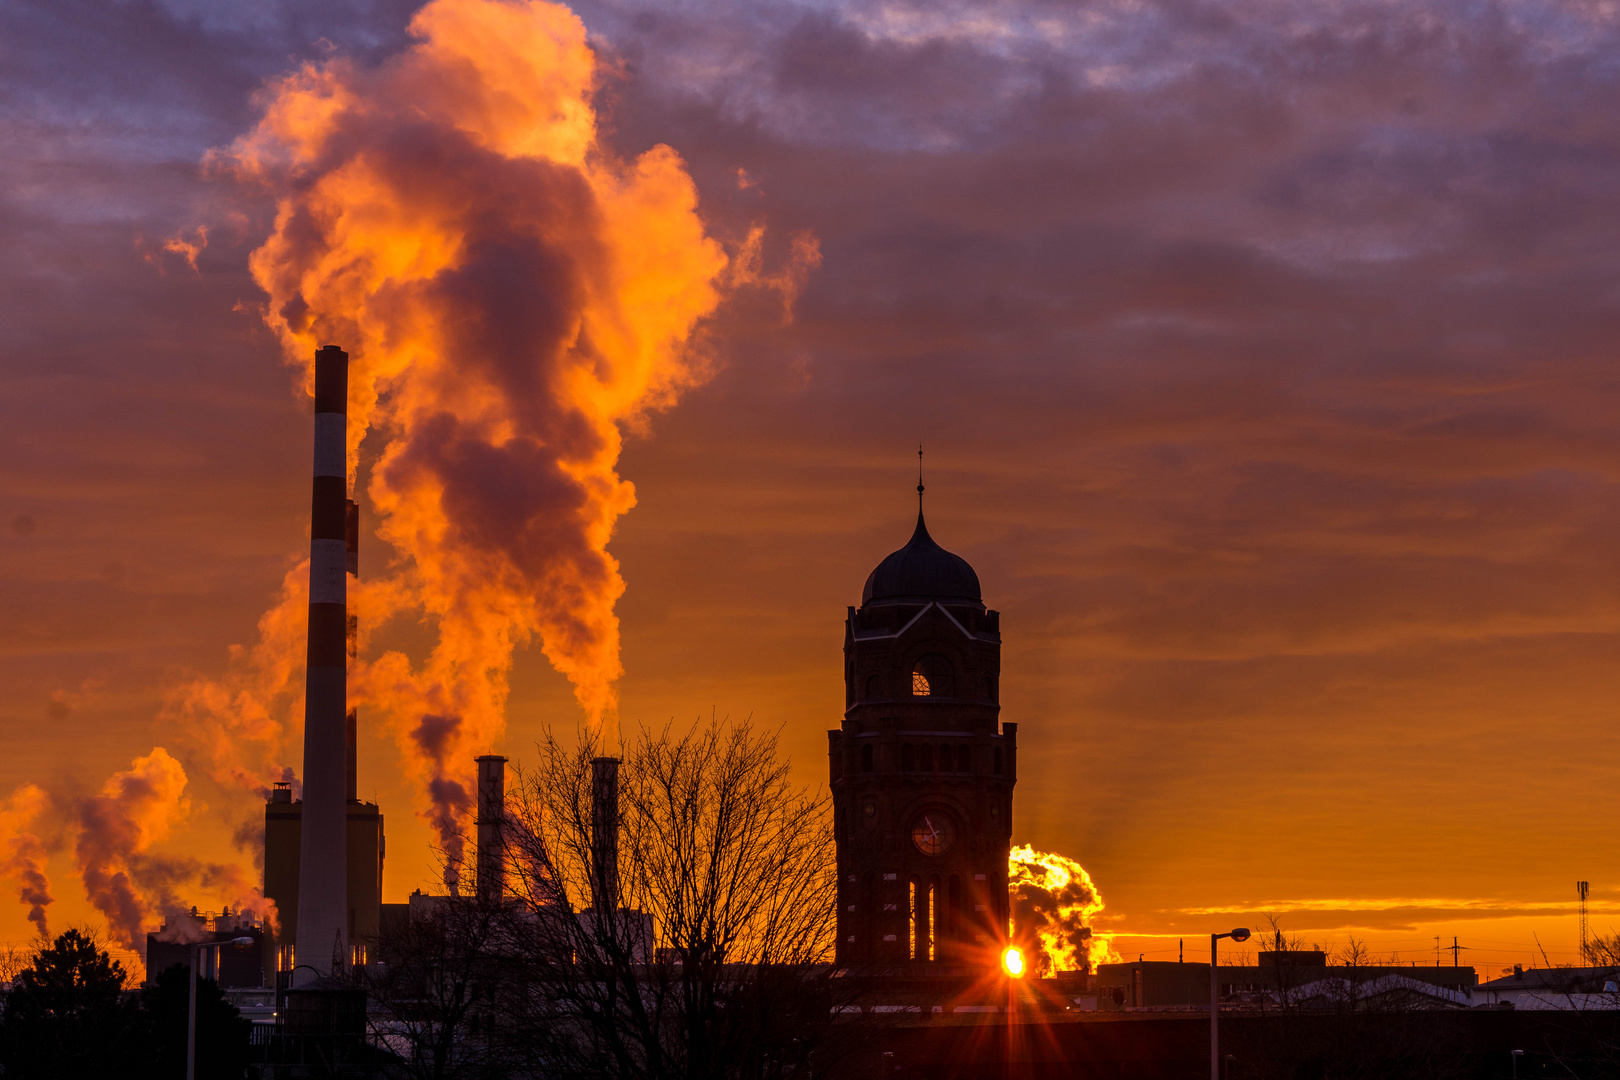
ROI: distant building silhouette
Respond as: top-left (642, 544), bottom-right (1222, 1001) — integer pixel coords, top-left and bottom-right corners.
top-left (830, 501), bottom-right (1016, 969)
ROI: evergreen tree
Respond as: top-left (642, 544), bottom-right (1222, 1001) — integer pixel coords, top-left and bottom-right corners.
top-left (0, 929), bottom-right (145, 1079)
top-left (139, 962), bottom-right (252, 1080)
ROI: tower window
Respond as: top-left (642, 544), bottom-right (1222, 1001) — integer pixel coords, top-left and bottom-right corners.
top-left (861, 743), bottom-right (874, 772)
top-left (919, 744), bottom-right (934, 772)
top-left (911, 654), bottom-right (954, 697)
top-left (986, 676), bottom-right (996, 702)
top-left (957, 745), bottom-right (971, 772)
top-left (901, 743), bottom-right (916, 771)
top-left (994, 747), bottom-right (1003, 775)
top-left (866, 674), bottom-right (883, 699)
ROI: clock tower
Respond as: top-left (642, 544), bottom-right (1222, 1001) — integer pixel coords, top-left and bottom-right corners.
top-left (828, 501), bottom-right (1015, 969)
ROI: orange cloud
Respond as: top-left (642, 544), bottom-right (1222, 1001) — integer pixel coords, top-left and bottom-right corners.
top-left (203, 0), bottom-right (754, 874)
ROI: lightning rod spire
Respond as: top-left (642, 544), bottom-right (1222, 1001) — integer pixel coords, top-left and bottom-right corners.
top-left (917, 444), bottom-right (925, 514)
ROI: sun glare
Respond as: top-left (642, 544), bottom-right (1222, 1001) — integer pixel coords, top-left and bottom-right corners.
top-left (1002, 946), bottom-right (1025, 977)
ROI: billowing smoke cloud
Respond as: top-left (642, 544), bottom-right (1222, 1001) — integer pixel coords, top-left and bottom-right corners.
top-left (153, 912), bottom-right (214, 945)
top-left (1008, 844), bottom-right (1120, 975)
top-left (72, 747), bottom-right (276, 957)
top-left (0, 784), bottom-right (54, 939)
top-left (195, 0), bottom-right (803, 870)
top-left (73, 748), bottom-right (191, 952)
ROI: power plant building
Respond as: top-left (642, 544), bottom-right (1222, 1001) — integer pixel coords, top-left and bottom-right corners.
top-left (263, 784), bottom-right (384, 978)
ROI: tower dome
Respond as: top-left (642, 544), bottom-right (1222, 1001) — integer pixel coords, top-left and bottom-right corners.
top-left (861, 512), bottom-right (981, 605)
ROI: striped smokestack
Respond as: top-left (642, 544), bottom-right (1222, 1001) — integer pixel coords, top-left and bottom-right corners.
top-left (295, 344), bottom-right (350, 980)
top-left (345, 499), bottom-right (359, 803)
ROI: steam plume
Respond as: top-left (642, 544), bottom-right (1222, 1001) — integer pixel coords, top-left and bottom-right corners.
top-left (0, 784), bottom-right (54, 938)
top-left (1009, 843), bottom-right (1120, 974)
top-left (164, 562), bottom-right (311, 799)
top-left (73, 748), bottom-right (191, 952)
top-left (69, 748), bottom-right (279, 960)
top-left (207, 0), bottom-right (757, 865)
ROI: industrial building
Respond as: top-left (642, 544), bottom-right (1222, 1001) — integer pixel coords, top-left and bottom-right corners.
top-left (144, 908), bottom-right (266, 989)
top-left (262, 782), bottom-right (384, 979)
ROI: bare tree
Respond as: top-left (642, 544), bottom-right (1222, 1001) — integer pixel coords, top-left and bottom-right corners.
top-left (501, 716), bottom-right (844, 1080)
top-left (0, 944), bottom-right (31, 986)
top-left (365, 896), bottom-right (529, 1080)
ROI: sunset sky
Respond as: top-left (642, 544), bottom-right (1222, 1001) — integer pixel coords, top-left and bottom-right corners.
top-left (5, 0), bottom-right (1620, 980)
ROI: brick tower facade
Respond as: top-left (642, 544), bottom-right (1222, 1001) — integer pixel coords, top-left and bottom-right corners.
top-left (828, 509), bottom-right (1016, 970)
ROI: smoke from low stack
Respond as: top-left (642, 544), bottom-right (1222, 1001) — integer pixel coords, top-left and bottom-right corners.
top-left (1008, 844), bottom-right (1120, 975)
top-left (0, 784), bottom-right (54, 938)
top-left (73, 748), bottom-right (190, 953)
top-left (199, 0), bottom-right (813, 874)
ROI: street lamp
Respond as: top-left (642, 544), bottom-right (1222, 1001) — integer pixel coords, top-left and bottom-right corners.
top-left (189, 936), bottom-right (256, 1080)
top-left (1210, 927), bottom-right (1250, 1080)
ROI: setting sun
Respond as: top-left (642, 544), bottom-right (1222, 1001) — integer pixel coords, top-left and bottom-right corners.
top-left (1001, 946), bottom-right (1024, 978)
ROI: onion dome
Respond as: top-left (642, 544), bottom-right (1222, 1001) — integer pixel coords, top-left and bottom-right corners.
top-left (861, 512), bottom-right (981, 605)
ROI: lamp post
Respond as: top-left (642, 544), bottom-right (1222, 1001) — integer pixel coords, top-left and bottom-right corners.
top-left (189, 936), bottom-right (256, 1080)
top-left (1210, 927), bottom-right (1250, 1080)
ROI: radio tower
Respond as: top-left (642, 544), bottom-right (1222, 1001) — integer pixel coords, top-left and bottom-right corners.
top-left (1578, 881), bottom-right (1591, 965)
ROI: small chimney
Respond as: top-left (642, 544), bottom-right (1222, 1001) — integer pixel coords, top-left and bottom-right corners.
top-left (475, 755), bottom-right (507, 905)
top-left (591, 757), bottom-right (620, 914)
top-left (271, 782), bottom-right (293, 804)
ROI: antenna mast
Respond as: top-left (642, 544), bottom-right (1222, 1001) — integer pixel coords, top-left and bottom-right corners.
top-left (1578, 881), bottom-right (1591, 964)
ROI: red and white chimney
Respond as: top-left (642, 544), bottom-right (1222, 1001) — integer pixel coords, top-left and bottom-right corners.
top-left (295, 344), bottom-right (350, 980)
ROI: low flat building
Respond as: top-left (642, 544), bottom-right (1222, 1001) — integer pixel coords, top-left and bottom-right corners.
top-left (1473, 965), bottom-right (1620, 1009)
top-left (144, 909), bottom-right (266, 988)
top-left (1093, 960), bottom-right (1478, 1009)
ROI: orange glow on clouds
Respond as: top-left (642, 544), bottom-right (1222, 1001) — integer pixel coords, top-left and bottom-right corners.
top-left (192, 0), bottom-right (803, 874)
top-left (0, 0), bottom-right (819, 941)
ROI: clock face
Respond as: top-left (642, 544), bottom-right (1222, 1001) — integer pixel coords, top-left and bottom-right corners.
top-left (911, 812), bottom-right (956, 856)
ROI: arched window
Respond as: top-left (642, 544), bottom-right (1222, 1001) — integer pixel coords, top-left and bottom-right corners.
top-left (985, 676), bottom-right (996, 702)
top-left (866, 673), bottom-right (884, 700)
top-left (994, 747), bottom-right (1003, 775)
top-left (861, 743), bottom-right (874, 772)
top-left (919, 744), bottom-right (934, 771)
top-left (901, 743), bottom-right (916, 771)
top-left (957, 745), bottom-right (971, 772)
top-left (911, 654), bottom-right (954, 697)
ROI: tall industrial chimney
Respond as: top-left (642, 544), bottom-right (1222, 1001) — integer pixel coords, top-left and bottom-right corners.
top-left (294, 344), bottom-right (350, 981)
top-left (590, 757), bottom-right (619, 915)
top-left (475, 756), bottom-right (507, 906)
top-left (345, 499), bottom-right (359, 803)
